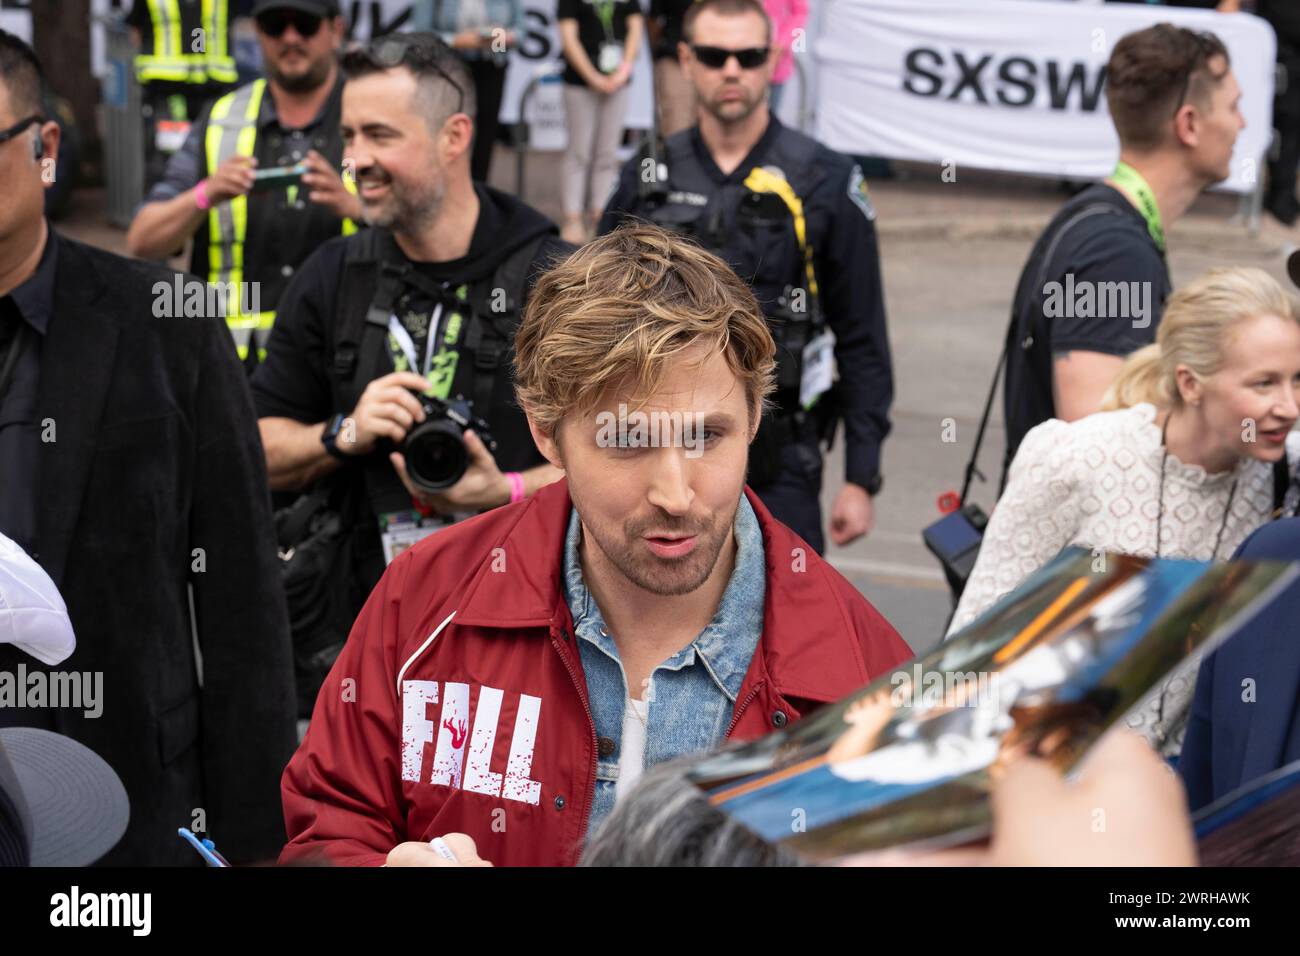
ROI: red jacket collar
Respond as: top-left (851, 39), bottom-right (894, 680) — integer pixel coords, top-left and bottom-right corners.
top-left (454, 480), bottom-right (899, 707)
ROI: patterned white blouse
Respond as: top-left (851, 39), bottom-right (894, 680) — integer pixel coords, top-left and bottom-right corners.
top-left (947, 404), bottom-right (1300, 752)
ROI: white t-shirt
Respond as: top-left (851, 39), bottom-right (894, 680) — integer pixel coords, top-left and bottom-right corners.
top-left (614, 696), bottom-right (650, 803)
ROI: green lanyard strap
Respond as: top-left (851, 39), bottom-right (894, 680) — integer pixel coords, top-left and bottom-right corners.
top-left (1110, 161), bottom-right (1166, 254)
top-left (594, 0), bottom-right (616, 41)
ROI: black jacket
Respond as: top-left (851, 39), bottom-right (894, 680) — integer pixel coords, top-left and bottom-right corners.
top-left (0, 236), bottom-right (296, 865)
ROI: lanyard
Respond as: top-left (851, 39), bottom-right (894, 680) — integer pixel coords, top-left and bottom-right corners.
top-left (387, 302), bottom-right (443, 393)
top-left (1110, 161), bottom-right (1166, 253)
top-left (593, 0), bottom-right (616, 41)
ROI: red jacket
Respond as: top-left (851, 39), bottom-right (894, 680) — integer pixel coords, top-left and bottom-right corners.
top-left (280, 480), bottom-right (912, 866)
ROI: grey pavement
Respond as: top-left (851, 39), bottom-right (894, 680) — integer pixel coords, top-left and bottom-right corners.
top-left (60, 145), bottom-right (1300, 659)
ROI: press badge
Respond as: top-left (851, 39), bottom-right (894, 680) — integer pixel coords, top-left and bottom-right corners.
top-left (800, 330), bottom-right (835, 410)
top-left (155, 119), bottom-right (191, 153)
top-left (379, 510), bottom-right (465, 565)
top-left (598, 43), bottom-right (623, 74)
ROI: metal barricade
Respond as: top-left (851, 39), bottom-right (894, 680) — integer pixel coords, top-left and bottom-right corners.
top-left (102, 17), bottom-right (144, 229)
top-left (513, 62), bottom-right (565, 203)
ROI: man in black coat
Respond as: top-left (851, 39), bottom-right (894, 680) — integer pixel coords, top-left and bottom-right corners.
top-left (0, 30), bottom-right (295, 865)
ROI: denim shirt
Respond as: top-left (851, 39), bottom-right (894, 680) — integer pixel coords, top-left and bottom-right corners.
top-left (563, 496), bottom-right (766, 838)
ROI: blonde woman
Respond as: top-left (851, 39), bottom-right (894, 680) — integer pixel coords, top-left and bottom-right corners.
top-left (948, 268), bottom-right (1300, 750)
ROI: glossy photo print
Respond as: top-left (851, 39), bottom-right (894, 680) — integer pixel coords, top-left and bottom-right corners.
top-left (688, 550), bottom-right (1298, 862)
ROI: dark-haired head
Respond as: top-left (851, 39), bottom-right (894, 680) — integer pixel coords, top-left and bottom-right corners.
top-left (1106, 23), bottom-right (1243, 184)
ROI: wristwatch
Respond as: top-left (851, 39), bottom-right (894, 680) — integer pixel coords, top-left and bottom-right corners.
top-left (321, 414), bottom-right (351, 461)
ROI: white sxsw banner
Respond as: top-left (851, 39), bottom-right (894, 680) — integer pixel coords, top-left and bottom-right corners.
top-left (814, 0), bottom-right (1276, 194)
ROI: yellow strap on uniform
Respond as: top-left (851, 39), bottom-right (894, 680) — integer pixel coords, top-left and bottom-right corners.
top-left (742, 166), bottom-right (818, 298)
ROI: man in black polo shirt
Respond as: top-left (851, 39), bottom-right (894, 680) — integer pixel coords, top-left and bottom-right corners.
top-left (1002, 23), bottom-right (1244, 478)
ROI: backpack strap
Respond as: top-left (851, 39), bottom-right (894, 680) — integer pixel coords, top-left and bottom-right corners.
top-left (963, 202), bottom-right (1122, 504)
top-left (463, 234), bottom-right (548, 416)
top-left (333, 228), bottom-right (410, 414)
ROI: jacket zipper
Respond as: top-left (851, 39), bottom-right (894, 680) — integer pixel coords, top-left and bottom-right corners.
top-left (724, 680), bottom-right (764, 738)
top-left (554, 631), bottom-right (597, 858)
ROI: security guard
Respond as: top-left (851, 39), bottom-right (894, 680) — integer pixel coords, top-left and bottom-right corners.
top-left (600, 0), bottom-right (892, 554)
top-left (126, 0), bottom-right (241, 188)
top-left (127, 0), bottom-right (360, 369)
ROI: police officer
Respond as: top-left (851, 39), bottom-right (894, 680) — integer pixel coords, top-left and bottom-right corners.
top-left (600, 0), bottom-right (891, 554)
top-left (127, 0), bottom-right (360, 369)
top-left (252, 33), bottom-right (569, 703)
top-left (126, 0), bottom-right (241, 188)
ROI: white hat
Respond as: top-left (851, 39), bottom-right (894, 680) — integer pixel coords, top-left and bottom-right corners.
top-left (0, 533), bottom-right (75, 666)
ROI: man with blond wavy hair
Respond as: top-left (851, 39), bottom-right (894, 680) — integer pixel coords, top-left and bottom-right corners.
top-left (280, 224), bottom-right (911, 867)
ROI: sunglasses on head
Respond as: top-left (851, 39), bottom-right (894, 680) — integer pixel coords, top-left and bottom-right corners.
top-left (691, 45), bottom-right (769, 70)
top-left (1171, 30), bottom-right (1222, 117)
top-left (372, 38), bottom-right (467, 115)
top-left (257, 9), bottom-right (323, 39)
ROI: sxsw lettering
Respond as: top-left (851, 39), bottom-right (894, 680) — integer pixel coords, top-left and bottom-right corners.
top-left (401, 680), bottom-right (543, 805)
top-left (903, 47), bottom-right (1107, 111)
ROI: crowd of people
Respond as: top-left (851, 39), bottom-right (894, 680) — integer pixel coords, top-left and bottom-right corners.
top-left (0, 0), bottom-right (1298, 869)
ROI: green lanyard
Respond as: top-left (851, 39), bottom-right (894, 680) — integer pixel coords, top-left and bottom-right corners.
top-left (594, 0), bottom-right (616, 41)
top-left (1110, 161), bottom-right (1166, 253)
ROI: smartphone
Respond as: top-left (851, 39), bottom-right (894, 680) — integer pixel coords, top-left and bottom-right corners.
top-left (250, 163), bottom-right (307, 192)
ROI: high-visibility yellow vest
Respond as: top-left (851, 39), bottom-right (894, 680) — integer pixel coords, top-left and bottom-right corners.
top-left (134, 0), bottom-right (238, 86)
top-left (205, 79), bottom-right (358, 363)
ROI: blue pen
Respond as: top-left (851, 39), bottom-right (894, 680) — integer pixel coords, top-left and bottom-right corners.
top-left (177, 827), bottom-right (231, 867)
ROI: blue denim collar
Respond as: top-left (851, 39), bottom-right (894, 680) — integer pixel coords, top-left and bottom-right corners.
top-left (562, 495), bottom-right (766, 702)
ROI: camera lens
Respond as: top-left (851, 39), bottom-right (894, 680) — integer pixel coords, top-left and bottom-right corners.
top-left (403, 419), bottom-right (468, 492)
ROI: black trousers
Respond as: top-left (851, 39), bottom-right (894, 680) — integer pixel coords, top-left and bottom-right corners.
top-left (753, 438), bottom-right (826, 555)
top-left (466, 56), bottom-right (508, 183)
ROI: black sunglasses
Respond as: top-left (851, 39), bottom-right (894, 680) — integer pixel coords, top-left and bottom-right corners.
top-left (257, 9), bottom-right (323, 39)
top-left (0, 114), bottom-right (42, 147)
top-left (691, 45), bottom-right (769, 70)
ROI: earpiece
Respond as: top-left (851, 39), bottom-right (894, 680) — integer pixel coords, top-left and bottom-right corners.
top-left (32, 129), bottom-right (43, 161)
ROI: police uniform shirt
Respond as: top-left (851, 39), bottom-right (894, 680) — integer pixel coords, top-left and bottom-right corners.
top-left (1003, 182), bottom-right (1172, 468)
top-left (143, 73), bottom-right (349, 310)
top-left (0, 229), bottom-right (58, 559)
top-left (601, 117), bottom-right (893, 490)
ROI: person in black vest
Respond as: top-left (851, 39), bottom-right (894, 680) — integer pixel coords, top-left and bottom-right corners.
top-left (252, 33), bottom-right (570, 711)
top-left (0, 29), bottom-right (295, 864)
top-left (599, 0), bottom-right (891, 555)
top-left (1001, 23), bottom-right (1244, 480)
top-left (127, 0), bottom-right (360, 370)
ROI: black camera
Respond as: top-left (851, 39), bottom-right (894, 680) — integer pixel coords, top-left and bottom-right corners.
top-left (401, 394), bottom-right (497, 493)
